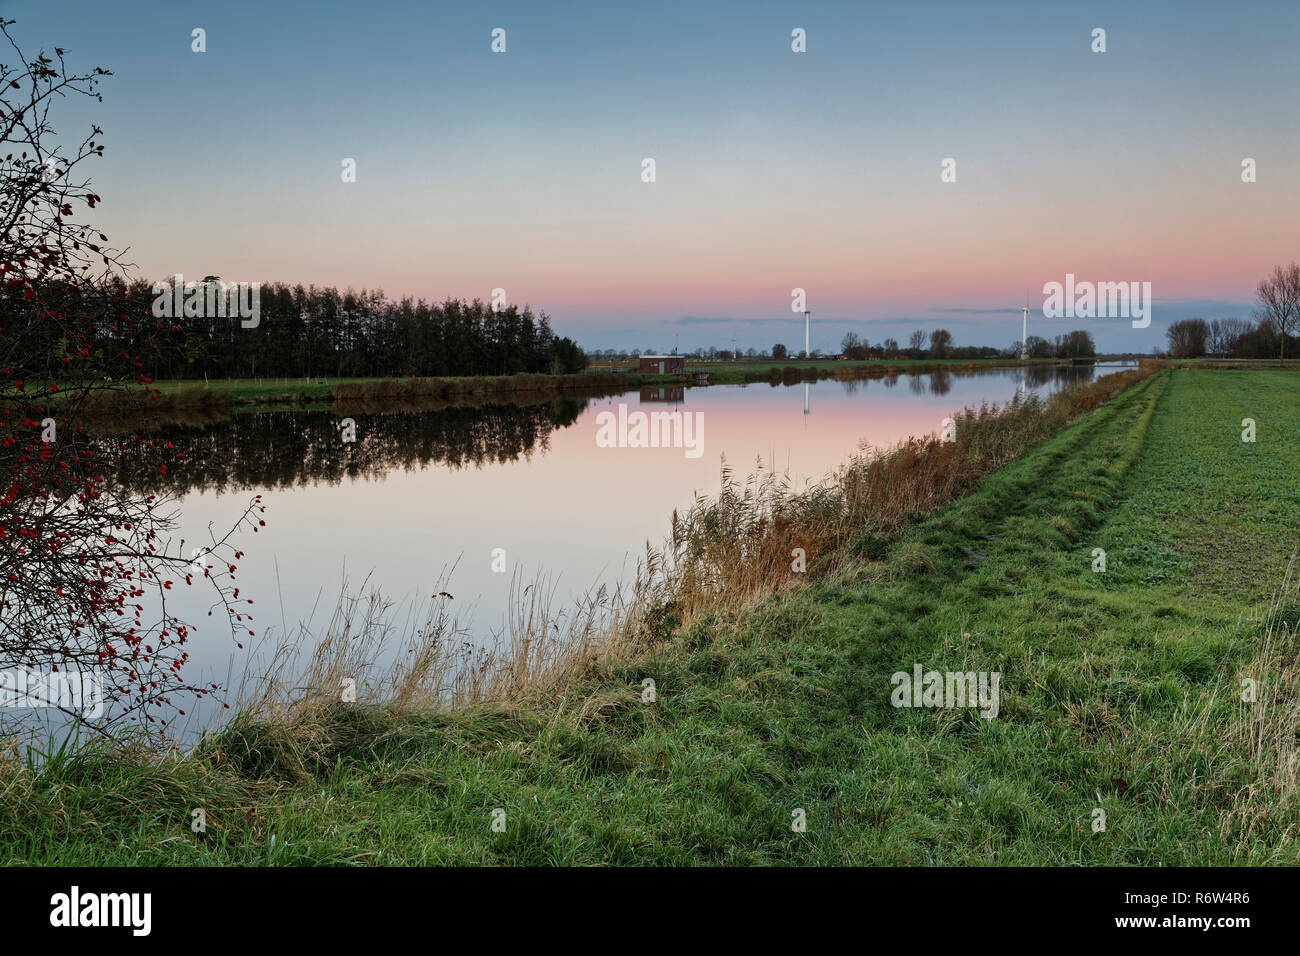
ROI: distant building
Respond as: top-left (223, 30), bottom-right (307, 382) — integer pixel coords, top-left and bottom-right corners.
top-left (867, 348), bottom-right (884, 361)
top-left (639, 355), bottom-right (685, 375)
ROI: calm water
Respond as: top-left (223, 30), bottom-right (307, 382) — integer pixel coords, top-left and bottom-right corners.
top-left (13, 364), bottom-right (1126, 738)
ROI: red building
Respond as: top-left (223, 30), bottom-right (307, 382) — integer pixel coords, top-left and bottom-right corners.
top-left (638, 355), bottom-right (686, 375)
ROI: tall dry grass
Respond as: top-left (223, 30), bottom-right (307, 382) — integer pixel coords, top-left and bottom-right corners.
top-left (329, 371), bottom-right (640, 405)
top-left (227, 565), bottom-right (666, 728)
top-left (1224, 550), bottom-right (1300, 847)
top-left (662, 363), bottom-right (1160, 618)
top-left (52, 384), bottom-right (231, 423)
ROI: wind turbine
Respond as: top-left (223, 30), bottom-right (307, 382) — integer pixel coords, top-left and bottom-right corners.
top-left (801, 310), bottom-right (811, 416)
top-left (1017, 286), bottom-right (1039, 361)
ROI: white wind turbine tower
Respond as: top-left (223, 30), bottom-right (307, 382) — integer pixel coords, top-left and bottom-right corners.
top-left (1017, 293), bottom-right (1033, 397)
top-left (1016, 285), bottom-right (1040, 361)
top-left (803, 309), bottom-right (812, 416)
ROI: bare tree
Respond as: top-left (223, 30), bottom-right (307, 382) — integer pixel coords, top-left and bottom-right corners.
top-left (1165, 318), bottom-right (1209, 358)
top-left (1023, 335), bottom-right (1052, 359)
top-left (1055, 329), bottom-right (1096, 359)
top-left (1255, 263), bottom-right (1300, 365)
top-left (840, 332), bottom-right (868, 360)
top-left (928, 328), bottom-right (953, 359)
top-left (1207, 317), bottom-right (1249, 357)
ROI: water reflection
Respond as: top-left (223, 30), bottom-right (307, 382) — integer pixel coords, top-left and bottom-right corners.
top-left (91, 365), bottom-right (1105, 497)
top-left (7, 362), bottom-right (1129, 742)
top-left (98, 397), bottom-right (590, 495)
top-left (640, 386), bottom-right (685, 404)
top-left (149, 367), bottom-right (1109, 662)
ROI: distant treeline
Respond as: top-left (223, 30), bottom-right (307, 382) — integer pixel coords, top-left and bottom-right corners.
top-left (1164, 317), bottom-right (1297, 360)
top-left (1, 278), bottom-right (589, 382)
top-left (587, 328), bottom-right (1097, 362)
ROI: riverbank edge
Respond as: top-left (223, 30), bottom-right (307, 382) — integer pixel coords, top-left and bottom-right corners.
top-left (56, 358), bottom-right (1104, 414)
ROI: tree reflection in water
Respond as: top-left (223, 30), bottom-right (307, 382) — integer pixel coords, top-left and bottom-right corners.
top-left (90, 395), bottom-right (592, 495)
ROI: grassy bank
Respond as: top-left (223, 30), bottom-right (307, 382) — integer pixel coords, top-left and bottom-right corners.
top-left (3, 368), bottom-right (1296, 864)
top-left (132, 370), bottom-right (686, 409)
top-left (116, 358), bottom-right (1083, 410)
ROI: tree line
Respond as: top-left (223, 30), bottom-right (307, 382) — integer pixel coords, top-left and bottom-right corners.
top-left (1164, 263), bottom-right (1300, 361)
top-left (1163, 317), bottom-right (1287, 359)
top-left (588, 327), bottom-right (1095, 362)
top-left (1, 277), bottom-right (590, 383)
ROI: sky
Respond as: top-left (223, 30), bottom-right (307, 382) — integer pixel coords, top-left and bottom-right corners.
top-left (3, 0), bottom-right (1298, 353)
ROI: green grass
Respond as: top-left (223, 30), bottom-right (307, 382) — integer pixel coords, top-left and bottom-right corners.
top-left (3, 369), bottom-right (1297, 864)
top-left (151, 357), bottom-right (1066, 405)
top-left (118, 355), bottom-right (1098, 408)
top-left (151, 376), bottom-right (353, 403)
top-left (128, 371), bottom-right (681, 410)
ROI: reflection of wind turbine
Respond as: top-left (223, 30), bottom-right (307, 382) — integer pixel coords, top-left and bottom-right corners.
top-left (804, 381), bottom-right (810, 417)
top-left (1018, 363), bottom-right (1027, 398)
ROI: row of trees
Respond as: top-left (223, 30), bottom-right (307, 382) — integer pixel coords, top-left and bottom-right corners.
top-left (1165, 264), bottom-right (1300, 361)
top-left (595, 262), bottom-right (1300, 366)
top-left (1, 278), bottom-right (589, 381)
top-left (1015, 330), bottom-right (1098, 360)
top-left (590, 327), bottom-right (1094, 362)
top-left (1164, 316), bottom-right (1293, 359)
top-left (848, 328), bottom-right (1095, 361)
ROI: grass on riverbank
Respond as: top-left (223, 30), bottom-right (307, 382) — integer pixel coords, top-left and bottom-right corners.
top-left (130, 370), bottom-right (680, 409)
top-left (2, 368), bottom-right (1297, 864)
top-left (113, 358), bottom-right (1085, 409)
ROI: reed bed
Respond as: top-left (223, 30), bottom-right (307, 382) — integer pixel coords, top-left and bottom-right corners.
top-left (329, 370), bottom-right (643, 404)
top-left (232, 569), bottom-right (646, 719)
top-left (204, 564), bottom-right (673, 778)
top-left (663, 363), bottom-right (1160, 618)
top-left (47, 383), bottom-right (231, 419)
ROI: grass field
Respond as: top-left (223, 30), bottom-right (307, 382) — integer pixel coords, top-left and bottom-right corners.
top-left (3, 369), bottom-right (1297, 864)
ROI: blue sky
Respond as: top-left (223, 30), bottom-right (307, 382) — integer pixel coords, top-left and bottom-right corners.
top-left (3, 0), bottom-right (1297, 353)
